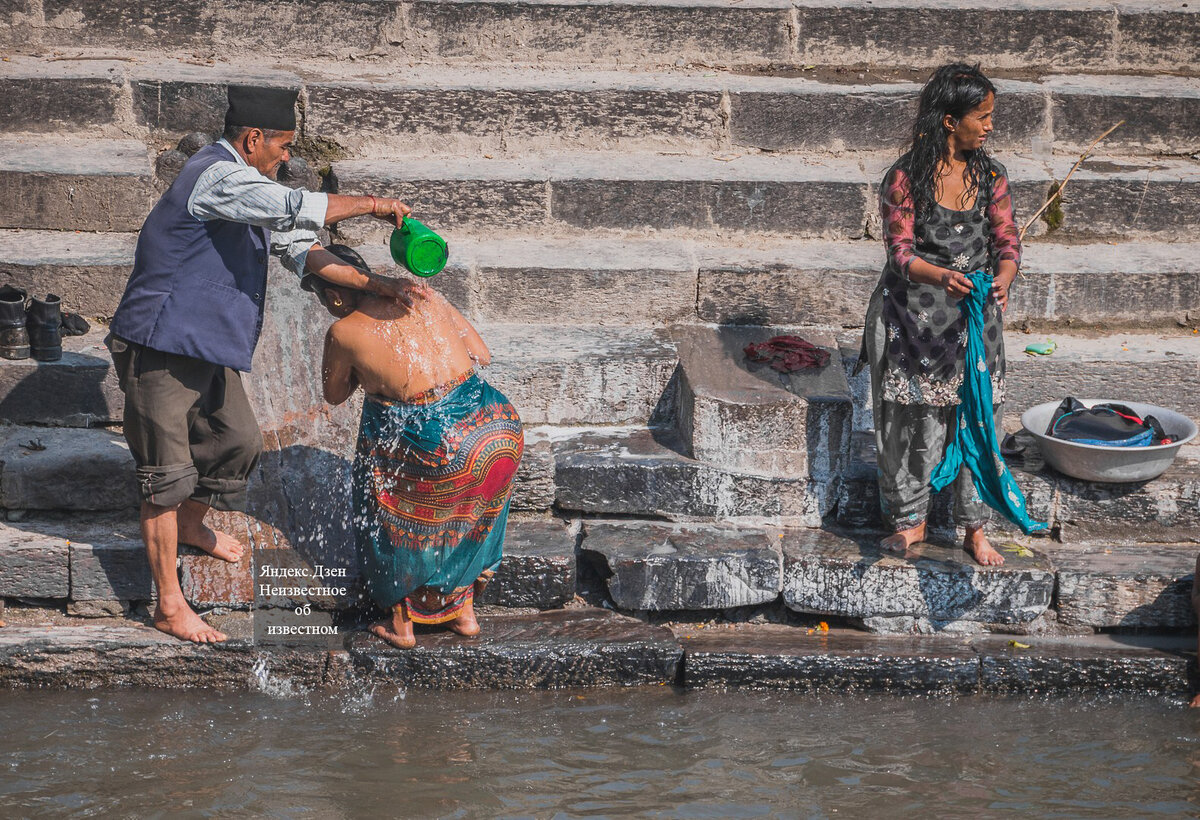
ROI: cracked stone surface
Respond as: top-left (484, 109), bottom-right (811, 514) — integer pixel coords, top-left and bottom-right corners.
top-left (582, 521), bottom-right (782, 611)
top-left (782, 528), bottom-right (1055, 627)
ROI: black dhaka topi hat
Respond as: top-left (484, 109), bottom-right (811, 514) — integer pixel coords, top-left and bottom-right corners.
top-left (225, 85), bottom-right (298, 131)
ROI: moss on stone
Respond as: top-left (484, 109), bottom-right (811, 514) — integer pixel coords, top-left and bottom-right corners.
top-left (1042, 181), bottom-right (1065, 233)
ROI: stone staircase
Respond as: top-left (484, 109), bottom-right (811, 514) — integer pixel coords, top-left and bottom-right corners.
top-left (0, 0), bottom-right (1196, 642)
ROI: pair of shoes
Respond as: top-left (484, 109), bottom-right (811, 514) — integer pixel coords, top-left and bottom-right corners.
top-left (0, 286), bottom-right (62, 362)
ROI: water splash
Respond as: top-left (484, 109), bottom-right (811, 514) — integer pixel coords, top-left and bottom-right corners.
top-left (250, 656), bottom-right (310, 700)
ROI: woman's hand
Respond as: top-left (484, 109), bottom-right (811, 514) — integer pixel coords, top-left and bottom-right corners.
top-left (991, 265), bottom-right (1017, 312)
top-left (937, 268), bottom-right (974, 299)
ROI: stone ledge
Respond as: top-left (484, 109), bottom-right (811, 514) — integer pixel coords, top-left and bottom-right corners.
top-left (582, 520), bottom-right (782, 611)
top-left (679, 625), bottom-right (980, 694)
top-left (1050, 544), bottom-right (1198, 629)
top-left (782, 528), bottom-right (1055, 628)
top-left (477, 518), bottom-right (577, 609)
top-left (1, 616), bottom-right (1190, 695)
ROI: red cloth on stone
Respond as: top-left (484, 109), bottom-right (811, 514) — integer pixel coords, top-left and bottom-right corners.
top-left (743, 335), bottom-right (830, 373)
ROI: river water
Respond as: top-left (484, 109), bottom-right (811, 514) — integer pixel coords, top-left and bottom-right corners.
top-left (2, 687), bottom-right (1197, 818)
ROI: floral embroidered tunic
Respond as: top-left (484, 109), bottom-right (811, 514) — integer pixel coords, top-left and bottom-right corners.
top-left (870, 157), bottom-right (1021, 406)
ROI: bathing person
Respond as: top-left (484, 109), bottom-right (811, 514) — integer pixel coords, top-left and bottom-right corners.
top-left (859, 64), bottom-right (1022, 566)
top-left (108, 85), bottom-right (424, 643)
top-left (308, 247), bottom-right (524, 650)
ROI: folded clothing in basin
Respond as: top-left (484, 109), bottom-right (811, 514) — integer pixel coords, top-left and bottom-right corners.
top-left (1047, 397), bottom-right (1173, 447)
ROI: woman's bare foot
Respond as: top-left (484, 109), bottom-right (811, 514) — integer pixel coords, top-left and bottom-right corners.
top-left (880, 522), bottom-right (926, 555)
top-left (370, 605), bottom-right (415, 649)
top-left (153, 596), bottom-right (227, 643)
top-left (964, 526), bottom-right (1005, 566)
top-left (447, 599), bottom-right (480, 637)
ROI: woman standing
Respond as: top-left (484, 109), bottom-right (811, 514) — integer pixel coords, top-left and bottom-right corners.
top-left (861, 64), bottom-right (1022, 565)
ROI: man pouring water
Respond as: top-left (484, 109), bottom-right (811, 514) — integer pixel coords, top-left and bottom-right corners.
top-left (107, 85), bottom-right (425, 643)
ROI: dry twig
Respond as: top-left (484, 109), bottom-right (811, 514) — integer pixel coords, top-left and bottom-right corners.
top-left (1018, 120), bottom-right (1124, 242)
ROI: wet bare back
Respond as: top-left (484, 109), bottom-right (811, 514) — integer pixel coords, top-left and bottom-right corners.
top-left (328, 290), bottom-right (488, 402)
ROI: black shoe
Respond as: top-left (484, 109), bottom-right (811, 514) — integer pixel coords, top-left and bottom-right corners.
top-left (27, 294), bottom-right (62, 362)
top-left (0, 285), bottom-right (29, 360)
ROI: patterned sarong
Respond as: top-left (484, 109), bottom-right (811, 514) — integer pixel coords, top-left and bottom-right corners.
top-left (352, 372), bottom-right (523, 622)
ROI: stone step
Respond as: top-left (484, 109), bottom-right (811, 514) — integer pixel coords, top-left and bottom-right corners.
top-left (0, 608), bottom-right (684, 690)
top-left (331, 152), bottom-right (1200, 242)
top-left (0, 427), bottom-right (136, 513)
top-left (4, 1), bottom-right (1195, 73)
top-left (5, 56), bottom-right (1197, 156)
top-left (0, 230), bottom-right (137, 319)
top-left (552, 426), bottom-right (834, 525)
top-left (671, 325), bottom-right (851, 479)
top-left (837, 430), bottom-right (1200, 545)
top-left (0, 510), bottom-right (577, 611)
top-left (0, 327), bottom-right (121, 426)
top-left (0, 137), bottom-right (157, 232)
top-left (1049, 543), bottom-right (1197, 630)
top-left (782, 527), bottom-right (1056, 631)
top-left (679, 625), bottom-right (1194, 696)
top-left (7, 231), bottom-right (1198, 332)
top-left (0, 614), bottom-right (1189, 694)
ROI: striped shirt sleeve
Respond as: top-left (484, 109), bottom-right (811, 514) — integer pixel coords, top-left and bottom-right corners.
top-left (187, 161), bottom-right (328, 275)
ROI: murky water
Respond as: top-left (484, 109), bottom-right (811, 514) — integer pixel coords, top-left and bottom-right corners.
top-left (2, 688), bottom-right (1197, 818)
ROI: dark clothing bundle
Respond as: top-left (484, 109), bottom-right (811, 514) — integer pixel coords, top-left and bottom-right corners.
top-left (1047, 398), bottom-right (1173, 447)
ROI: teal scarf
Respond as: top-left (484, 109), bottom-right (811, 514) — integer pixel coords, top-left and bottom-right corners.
top-left (931, 270), bottom-right (1048, 535)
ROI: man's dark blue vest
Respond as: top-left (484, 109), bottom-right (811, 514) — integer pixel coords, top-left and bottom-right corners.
top-left (111, 143), bottom-right (269, 372)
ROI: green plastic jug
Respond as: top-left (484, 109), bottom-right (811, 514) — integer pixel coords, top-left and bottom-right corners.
top-left (390, 218), bottom-right (448, 277)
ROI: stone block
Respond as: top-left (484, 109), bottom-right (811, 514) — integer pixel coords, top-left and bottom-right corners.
top-left (466, 237), bottom-right (697, 326)
top-left (554, 427), bottom-right (831, 525)
top-left (1052, 544), bottom-right (1197, 629)
top-left (67, 599), bottom-right (128, 617)
top-left (0, 138), bottom-right (156, 232)
top-left (0, 229), bottom-right (136, 318)
top-left (697, 242), bottom-right (876, 326)
top-left (0, 624), bottom-right (329, 690)
top-left (1007, 242), bottom-right (1200, 327)
top-left (510, 434), bottom-right (554, 512)
top-left (345, 608), bottom-right (682, 689)
top-left (404, 0), bottom-right (793, 65)
top-left (551, 177), bottom-right (867, 236)
top-left (582, 521), bottom-right (782, 611)
top-left (1048, 76), bottom-right (1200, 155)
top-left (0, 528), bottom-right (69, 598)
top-left (0, 73), bottom-right (122, 132)
top-left (782, 528), bottom-right (1055, 626)
top-left (476, 518), bottom-right (576, 609)
top-left (673, 325), bottom-right (851, 479)
top-left (1116, 5), bottom-right (1200, 72)
top-left (975, 633), bottom-right (1193, 696)
top-left (0, 330), bottom-right (122, 426)
top-left (1051, 454), bottom-right (1200, 544)
top-left (794, 3), bottom-right (1115, 70)
top-left (180, 546), bottom-right (253, 608)
top-left (1003, 331), bottom-right (1200, 423)
top-left (731, 81), bottom-right (1043, 153)
top-left (42, 0), bottom-right (217, 49)
top-left (482, 324), bottom-right (678, 426)
top-left (680, 625), bottom-right (980, 694)
top-left (1045, 159), bottom-right (1200, 238)
top-left (329, 159), bottom-right (549, 243)
top-left (307, 80), bottom-right (724, 153)
top-left (0, 427), bottom-right (137, 511)
top-left (70, 534), bottom-right (151, 602)
top-left (0, 1), bottom-right (34, 50)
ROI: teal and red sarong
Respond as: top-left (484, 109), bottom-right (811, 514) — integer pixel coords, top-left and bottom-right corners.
top-left (352, 372), bottom-right (523, 623)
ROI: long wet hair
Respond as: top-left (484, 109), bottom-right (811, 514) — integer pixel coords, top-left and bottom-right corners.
top-left (901, 63), bottom-right (997, 221)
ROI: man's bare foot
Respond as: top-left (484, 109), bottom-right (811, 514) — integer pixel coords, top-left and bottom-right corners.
top-left (447, 600), bottom-right (480, 637)
top-left (177, 521), bottom-right (244, 563)
top-left (964, 526), bottom-right (1005, 566)
top-left (153, 600), bottom-right (227, 643)
top-left (880, 522), bottom-right (926, 555)
top-left (369, 605), bottom-right (415, 649)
